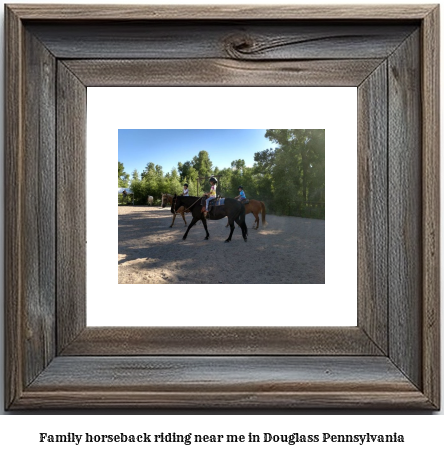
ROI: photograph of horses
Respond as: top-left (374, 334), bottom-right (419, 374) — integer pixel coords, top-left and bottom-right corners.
top-left (118, 129), bottom-right (325, 285)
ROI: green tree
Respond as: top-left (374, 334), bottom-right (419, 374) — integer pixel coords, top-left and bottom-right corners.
top-left (130, 180), bottom-right (144, 204)
top-left (227, 159), bottom-right (245, 195)
top-left (141, 162), bottom-right (155, 180)
top-left (139, 162), bottom-right (163, 202)
top-left (118, 161), bottom-right (129, 187)
top-left (177, 161), bottom-right (198, 193)
top-left (178, 161), bottom-right (192, 179)
top-left (155, 164), bottom-right (163, 177)
top-left (231, 159), bottom-right (245, 176)
top-left (265, 129), bottom-right (324, 203)
top-left (188, 150), bottom-right (213, 193)
top-left (131, 169), bottom-right (140, 182)
top-left (304, 130), bottom-right (325, 202)
top-left (254, 148), bottom-right (275, 174)
top-left (164, 167), bottom-right (183, 195)
top-left (192, 150), bottom-right (213, 178)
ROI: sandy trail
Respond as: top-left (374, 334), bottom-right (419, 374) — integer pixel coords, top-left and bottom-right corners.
top-left (118, 206), bottom-right (325, 284)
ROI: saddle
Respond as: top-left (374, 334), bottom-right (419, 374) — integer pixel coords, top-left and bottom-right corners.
top-left (201, 196), bottom-right (224, 218)
top-left (209, 197), bottom-right (225, 207)
top-left (202, 196), bottom-right (225, 209)
top-left (241, 199), bottom-right (249, 205)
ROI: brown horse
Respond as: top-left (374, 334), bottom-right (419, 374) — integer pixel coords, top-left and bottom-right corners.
top-left (161, 193), bottom-right (188, 228)
top-left (226, 199), bottom-right (266, 230)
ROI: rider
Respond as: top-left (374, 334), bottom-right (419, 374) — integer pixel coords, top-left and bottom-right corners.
top-left (202, 176), bottom-right (217, 214)
top-left (182, 183), bottom-right (189, 196)
top-left (235, 185), bottom-right (246, 202)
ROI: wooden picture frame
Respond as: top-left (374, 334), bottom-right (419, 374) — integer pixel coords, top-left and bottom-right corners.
top-left (5, 4), bottom-right (440, 409)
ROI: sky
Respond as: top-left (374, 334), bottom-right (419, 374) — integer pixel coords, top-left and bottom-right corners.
top-left (118, 129), bottom-right (275, 176)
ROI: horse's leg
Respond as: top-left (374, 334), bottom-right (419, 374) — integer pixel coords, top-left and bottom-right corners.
top-left (244, 205), bottom-right (254, 229)
top-left (176, 206), bottom-right (187, 226)
top-left (182, 216), bottom-right (199, 240)
top-left (225, 218), bottom-right (235, 242)
top-left (235, 207), bottom-right (248, 242)
top-left (235, 216), bottom-right (247, 240)
top-left (254, 212), bottom-right (259, 230)
top-left (201, 216), bottom-right (210, 240)
top-left (170, 213), bottom-right (176, 228)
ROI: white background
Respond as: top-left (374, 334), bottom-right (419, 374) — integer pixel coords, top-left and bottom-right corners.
top-left (88, 87), bottom-right (357, 326)
top-left (0, 0), bottom-right (442, 450)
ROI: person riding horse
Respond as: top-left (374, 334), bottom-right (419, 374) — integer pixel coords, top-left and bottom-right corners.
top-left (235, 186), bottom-right (247, 203)
top-left (182, 183), bottom-right (189, 196)
top-left (202, 176), bottom-right (217, 215)
top-left (226, 186), bottom-right (267, 229)
top-left (173, 190), bottom-right (248, 243)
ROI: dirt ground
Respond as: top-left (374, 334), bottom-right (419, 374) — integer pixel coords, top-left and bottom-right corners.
top-left (118, 206), bottom-right (325, 284)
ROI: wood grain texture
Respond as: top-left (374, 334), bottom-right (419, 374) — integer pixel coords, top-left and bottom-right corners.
top-left (13, 356), bottom-right (432, 409)
top-left (421, 6), bottom-right (440, 409)
top-left (357, 62), bottom-right (388, 354)
top-left (15, 390), bottom-right (433, 410)
top-left (27, 22), bottom-right (416, 60)
top-left (56, 62), bottom-right (87, 353)
top-left (21, 29), bottom-right (57, 387)
top-left (5, 10), bottom-right (58, 409)
top-left (61, 327), bottom-right (382, 356)
top-left (7, 4), bottom-right (435, 20)
top-left (28, 357), bottom-right (419, 391)
top-left (4, 5), bottom-right (440, 410)
top-left (63, 58), bottom-right (384, 87)
top-left (388, 30), bottom-right (422, 389)
top-left (4, 4), bottom-right (24, 410)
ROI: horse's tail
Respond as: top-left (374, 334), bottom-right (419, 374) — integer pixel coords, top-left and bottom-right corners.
top-left (260, 201), bottom-right (267, 227)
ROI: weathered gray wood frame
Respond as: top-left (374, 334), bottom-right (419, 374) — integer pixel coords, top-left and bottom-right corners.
top-left (4, 4), bottom-right (440, 409)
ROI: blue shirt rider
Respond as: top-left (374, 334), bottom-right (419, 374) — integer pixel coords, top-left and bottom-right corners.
top-left (235, 186), bottom-right (246, 202)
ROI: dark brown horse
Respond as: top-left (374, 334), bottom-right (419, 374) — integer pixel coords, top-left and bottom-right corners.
top-left (173, 195), bottom-right (248, 242)
top-left (226, 199), bottom-right (266, 230)
top-left (161, 193), bottom-right (188, 228)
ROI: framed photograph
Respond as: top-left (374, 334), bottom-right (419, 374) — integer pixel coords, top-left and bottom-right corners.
top-left (92, 88), bottom-right (356, 327)
top-left (5, 4), bottom-right (440, 409)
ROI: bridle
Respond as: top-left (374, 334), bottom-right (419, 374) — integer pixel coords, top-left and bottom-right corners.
top-left (172, 195), bottom-right (204, 215)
